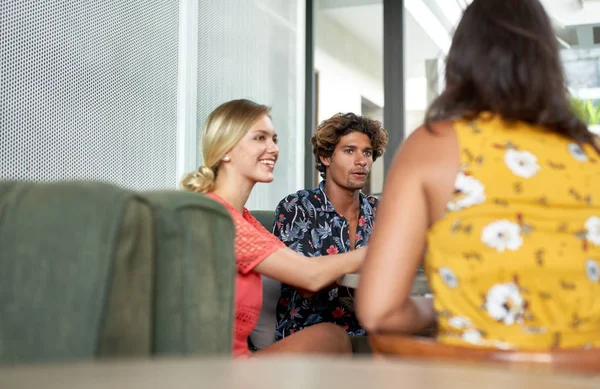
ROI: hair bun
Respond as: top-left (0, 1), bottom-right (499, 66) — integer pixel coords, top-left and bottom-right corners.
top-left (180, 165), bottom-right (216, 193)
top-left (198, 165), bottom-right (215, 181)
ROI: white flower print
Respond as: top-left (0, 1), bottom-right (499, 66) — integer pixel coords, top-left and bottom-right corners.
top-left (328, 288), bottom-right (339, 300)
top-left (462, 329), bottom-right (483, 345)
top-left (481, 220), bottom-right (523, 252)
top-left (484, 283), bottom-right (526, 326)
top-left (448, 316), bottom-right (472, 330)
top-left (522, 326), bottom-right (547, 334)
top-left (494, 341), bottom-right (515, 350)
top-left (568, 143), bottom-right (588, 162)
top-left (504, 149), bottom-right (540, 178)
top-left (447, 173), bottom-right (486, 211)
top-left (585, 259), bottom-right (599, 283)
top-left (439, 267), bottom-right (459, 288)
top-left (585, 216), bottom-right (600, 245)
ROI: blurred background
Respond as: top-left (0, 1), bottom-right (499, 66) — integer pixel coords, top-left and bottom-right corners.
top-left (2, 0), bottom-right (600, 209)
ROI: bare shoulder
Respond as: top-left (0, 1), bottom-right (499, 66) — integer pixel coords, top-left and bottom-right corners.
top-left (388, 121), bottom-right (460, 224)
top-left (395, 120), bottom-right (459, 173)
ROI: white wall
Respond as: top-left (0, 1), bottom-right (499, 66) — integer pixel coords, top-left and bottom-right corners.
top-left (315, 6), bottom-right (443, 190)
top-left (404, 11), bottom-right (443, 138)
top-left (315, 12), bottom-right (385, 191)
top-left (315, 49), bottom-right (383, 119)
top-left (315, 12), bottom-right (384, 119)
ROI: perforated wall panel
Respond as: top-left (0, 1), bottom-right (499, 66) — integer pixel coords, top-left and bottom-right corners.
top-left (1, 1), bottom-right (179, 190)
top-left (197, 0), bottom-right (302, 211)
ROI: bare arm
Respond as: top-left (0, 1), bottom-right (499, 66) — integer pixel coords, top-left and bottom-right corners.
top-left (355, 123), bottom-right (459, 334)
top-left (254, 246), bottom-right (366, 293)
top-left (269, 197), bottom-right (353, 296)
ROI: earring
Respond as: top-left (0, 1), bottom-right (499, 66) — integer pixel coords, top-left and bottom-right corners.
top-left (222, 156), bottom-right (231, 162)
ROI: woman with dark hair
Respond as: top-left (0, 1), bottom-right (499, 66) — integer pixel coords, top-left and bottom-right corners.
top-left (356, 0), bottom-right (600, 350)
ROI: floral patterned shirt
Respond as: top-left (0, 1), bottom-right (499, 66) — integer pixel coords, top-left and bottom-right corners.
top-left (273, 180), bottom-right (378, 340)
top-left (425, 113), bottom-right (600, 350)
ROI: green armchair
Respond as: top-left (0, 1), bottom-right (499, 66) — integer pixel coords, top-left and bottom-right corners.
top-left (251, 210), bottom-right (275, 232)
top-left (0, 181), bottom-right (236, 365)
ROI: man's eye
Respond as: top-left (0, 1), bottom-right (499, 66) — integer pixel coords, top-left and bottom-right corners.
top-left (365, 151), bottom-right (373, 157)
top-left (345, 149), bottom-right (353, 154)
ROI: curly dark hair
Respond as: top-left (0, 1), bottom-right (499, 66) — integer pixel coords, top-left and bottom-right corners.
top-left (426, 0), bottom-right (599, 154)
top-left (312, 112), bottom-right (389, 179)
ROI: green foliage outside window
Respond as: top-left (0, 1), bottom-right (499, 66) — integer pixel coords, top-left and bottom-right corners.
top-left (570, 97), bottom-right (600, 125)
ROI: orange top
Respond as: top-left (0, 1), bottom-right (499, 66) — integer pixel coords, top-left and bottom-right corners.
top-left (207, 193), bottom-right (285, 357)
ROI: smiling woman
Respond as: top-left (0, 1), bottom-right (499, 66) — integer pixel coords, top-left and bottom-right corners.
top-left (180, 99), bottom-right (371, 358)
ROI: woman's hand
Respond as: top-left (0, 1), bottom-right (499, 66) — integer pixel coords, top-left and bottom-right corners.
top-left (254, 245), bottom-right (368, 293)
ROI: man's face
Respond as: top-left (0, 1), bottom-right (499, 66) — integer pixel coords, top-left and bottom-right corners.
top-left (321, 131), bottom-right (374, 190)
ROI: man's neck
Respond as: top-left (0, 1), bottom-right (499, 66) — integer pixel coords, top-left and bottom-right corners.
top-left (323, 179), bottom-right (361, 217)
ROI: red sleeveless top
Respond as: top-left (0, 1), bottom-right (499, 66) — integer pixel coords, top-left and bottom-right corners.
top-left (207, 193), bottom-right (285, 357)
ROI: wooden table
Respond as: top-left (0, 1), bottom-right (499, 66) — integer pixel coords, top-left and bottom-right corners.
top-left (1, 357), bottom-right (597, 389)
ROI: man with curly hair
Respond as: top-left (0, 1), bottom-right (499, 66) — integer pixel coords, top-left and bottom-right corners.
top-left (272, 112), bottom-right (389, 342)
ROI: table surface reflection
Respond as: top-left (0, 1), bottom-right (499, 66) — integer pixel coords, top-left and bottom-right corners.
top-left (1, 356), bottom-right (598, 389)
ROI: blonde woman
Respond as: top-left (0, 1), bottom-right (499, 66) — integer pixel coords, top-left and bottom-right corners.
top-left (182, 99), bottom-right (366, 358)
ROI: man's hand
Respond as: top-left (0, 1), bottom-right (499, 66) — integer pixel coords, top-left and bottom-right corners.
top-left (297, 281), bottom-right (339, 299)
top-left (297, 288), bottom-right (315, 298)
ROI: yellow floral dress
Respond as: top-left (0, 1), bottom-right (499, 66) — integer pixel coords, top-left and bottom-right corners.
top-left (425, 114), bottom-right (600, 350)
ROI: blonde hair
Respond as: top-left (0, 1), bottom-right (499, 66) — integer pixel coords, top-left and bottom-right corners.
top-left (181, 99), bottom-right (271, 193)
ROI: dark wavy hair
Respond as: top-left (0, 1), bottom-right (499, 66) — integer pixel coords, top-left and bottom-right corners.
top-left (426, 0), bottom-right (598, 153)
top-left (312, 112), bottom-right (389, 179)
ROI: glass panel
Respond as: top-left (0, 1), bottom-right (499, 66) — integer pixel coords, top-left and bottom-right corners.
top-left (197, 0), bottom-right (304, 210)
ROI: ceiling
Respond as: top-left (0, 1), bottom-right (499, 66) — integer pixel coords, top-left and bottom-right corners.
top-left (536, 0), bottom-right (600, 26)
top-left (318, 0), bottom-right (600, 59)
top-left (320, 4), bottom-right (383, 55)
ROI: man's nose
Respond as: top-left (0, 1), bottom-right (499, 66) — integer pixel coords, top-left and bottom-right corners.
top-left (355, 154), bottom-right (367, 166)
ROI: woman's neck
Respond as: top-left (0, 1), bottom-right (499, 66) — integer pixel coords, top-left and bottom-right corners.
top-left (212, 172), bottom-right (255, 214)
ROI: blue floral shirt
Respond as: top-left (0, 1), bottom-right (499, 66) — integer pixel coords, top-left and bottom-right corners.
top-left (273, 180), bottom-right (378, 340)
